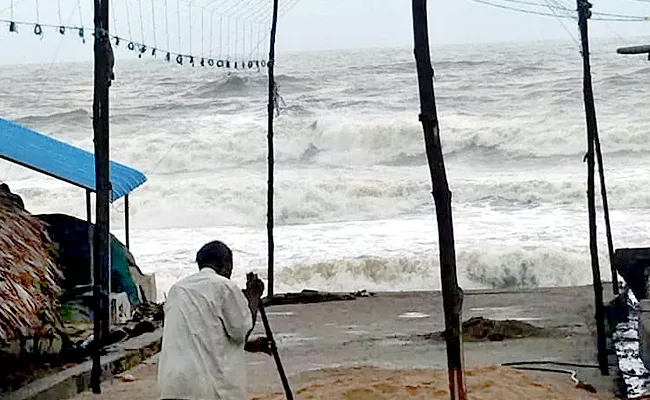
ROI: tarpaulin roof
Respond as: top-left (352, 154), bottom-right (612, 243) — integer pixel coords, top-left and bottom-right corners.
top-left (0, 118), bottom-right (146, 201)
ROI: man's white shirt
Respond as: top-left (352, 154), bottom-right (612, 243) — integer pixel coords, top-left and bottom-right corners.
top-left (158, 268), bottom-right (252, 400)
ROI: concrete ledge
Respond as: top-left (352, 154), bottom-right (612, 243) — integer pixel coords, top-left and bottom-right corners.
top-left (6, 330), bottom-right (162, 400)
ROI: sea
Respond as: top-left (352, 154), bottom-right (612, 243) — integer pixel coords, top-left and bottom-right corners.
top-left (1, 39), bottom-right (649, 300)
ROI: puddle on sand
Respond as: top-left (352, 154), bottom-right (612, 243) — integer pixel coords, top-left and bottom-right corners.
top-left (397, 312), bottom-right (430, 319)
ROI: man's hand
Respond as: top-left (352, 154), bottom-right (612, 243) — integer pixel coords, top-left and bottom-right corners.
top-left (244, 273), bottom-right (265, 301)
top-left (244, 336), bottom-right (273, 356)
top-left (242, 273), bottom-right (264, 341)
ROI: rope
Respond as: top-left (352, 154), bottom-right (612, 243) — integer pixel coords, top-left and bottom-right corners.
top-left (188, 1), bottom-right (194, 55)
top-left (76, 0), bottom-right (83, 41)
top-left (138, 0), bottom-right (145, 43)
top-left (164, 0), bottom-right (170, 51)
top-left (543, 0), bottom-right (581, 48)
top-left (209, 8), bottom-right (215, 57)
top-left (57, 0), bottom-right (62, 27)
top-left (2, 0), bottom-right (285, 70)
top-left (125, 0), bottom-right (132, 39)
top-left (177, 0), bottom-right (181, 52)
top-left (470, 0), bottom-right (650, 21)
top-left (151, 0), bottom-right (157, 48)
top-left (111, 0), bottom-right (118, 36)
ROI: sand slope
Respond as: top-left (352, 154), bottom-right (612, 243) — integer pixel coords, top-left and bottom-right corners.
top-left (252, 366), bottom-right (611, 400)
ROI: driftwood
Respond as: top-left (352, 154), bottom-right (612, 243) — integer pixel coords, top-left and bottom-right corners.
top-left (262, 290), bottom-right (371, 307)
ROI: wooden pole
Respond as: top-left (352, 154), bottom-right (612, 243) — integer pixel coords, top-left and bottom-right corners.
top-left (91, 0), bottom-right (112, 392)
top-left (259, 304), bottom-right (293, 400)
top-left (411, 1), bottom-right (466, 399)
top-left (576, 0), bottom-right (608, 376)
top-left (266, 0), bottom-right (279, 298)
top-left (125, 194), bottom-right (130, 249)
top-left (594, 134), bottom-right (617, 295)
top-left (616, 45), bottom-right (650, 56)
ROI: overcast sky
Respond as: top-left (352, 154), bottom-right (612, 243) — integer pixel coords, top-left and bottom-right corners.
top-left (0, 0), bottom-right (648, 64)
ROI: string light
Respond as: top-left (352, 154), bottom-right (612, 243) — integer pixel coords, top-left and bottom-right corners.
top-left (0, 0), bottom-right (304, 70)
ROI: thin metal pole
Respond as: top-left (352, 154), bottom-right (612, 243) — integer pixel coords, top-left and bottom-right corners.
top-left (92, 0), bottom-right (112, 392)
top-left (125, 194), bottom-right (130, 249)
top-left (259, 304), bottom-right (293, 400)
top-left (411, 1), bottom-right (466, 398)
top-left (266, 0), bottom-right (279, 298)
top-left (576, 0), bottom-right (608, 376)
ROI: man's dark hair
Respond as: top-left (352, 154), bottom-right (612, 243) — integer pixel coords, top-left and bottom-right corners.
top-left (196, 241), bottom-right (233, 276)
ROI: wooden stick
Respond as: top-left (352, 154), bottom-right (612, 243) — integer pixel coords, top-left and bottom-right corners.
top-left (411, 1), bottom-right (466, 398)
top-left (259, 304), bottom-right (293, 400)
top-left (576, 0), bottom-right (608, 376)
top-left (266, 0), bottom-right (279, 298)
top-left (593, 132), bottom-right (617, 295)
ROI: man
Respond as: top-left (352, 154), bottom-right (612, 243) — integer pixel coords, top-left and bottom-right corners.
top-left (158, 240), bottom-right (270, 400)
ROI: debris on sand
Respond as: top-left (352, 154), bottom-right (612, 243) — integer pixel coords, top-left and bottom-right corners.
top-left (462, 316), bottom-right (550, 342)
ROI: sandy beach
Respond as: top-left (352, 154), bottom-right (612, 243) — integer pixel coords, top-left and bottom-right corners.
top-left (70, 285), bottom-right (616, 399)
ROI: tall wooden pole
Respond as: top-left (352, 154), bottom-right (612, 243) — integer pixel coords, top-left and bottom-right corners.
top-left (266, 0), bottom-right (279, 298)
top-left (576, 0), bottom-right (608, 376)
top-left (411, 1), bottom-right (466, 399)
top-left (91, 0), bottom-right (112, 392)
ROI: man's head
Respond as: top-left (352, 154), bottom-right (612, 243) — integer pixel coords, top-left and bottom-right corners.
top-left (196, 240), bottom-right (233, 278)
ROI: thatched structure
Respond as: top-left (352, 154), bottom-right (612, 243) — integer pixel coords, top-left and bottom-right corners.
top-left (0, 196), bottom-right (61, 342)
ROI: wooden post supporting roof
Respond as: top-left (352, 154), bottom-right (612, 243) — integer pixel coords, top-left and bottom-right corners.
top-left (411, 1), bottom-right (466, 398)
top-left (91, 0), bottom-right (112, 393)
top-left (576, 0), bottom-right (608, 376)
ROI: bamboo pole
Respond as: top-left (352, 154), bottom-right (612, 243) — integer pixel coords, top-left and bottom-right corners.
top-left (91, 0), bottom-right (112, 392)
top-left (576, 0), bottom-right (608, 376)
top-left (594, 133), bottom-right (617, 295)
top-left (266, 0), bottom-right (279, 298)
top-left (411, 1), bottom-right (466, 399)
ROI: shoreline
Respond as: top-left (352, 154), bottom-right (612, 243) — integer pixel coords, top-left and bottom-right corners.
top-left (65, 284), bottom-right (617, 399)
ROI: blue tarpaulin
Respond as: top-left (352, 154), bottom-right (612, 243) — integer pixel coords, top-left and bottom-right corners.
top-left (0, 118), bottom-right (146, 201)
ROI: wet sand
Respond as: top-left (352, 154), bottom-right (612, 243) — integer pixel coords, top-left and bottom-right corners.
top-left (72, 285), bottom-right (616, 399)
